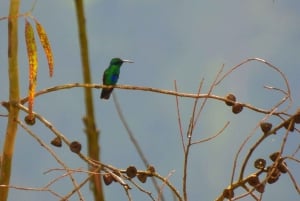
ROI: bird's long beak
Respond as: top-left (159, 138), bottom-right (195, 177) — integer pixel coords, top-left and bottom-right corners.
top-left (122, 59), bottom-right (134, 63)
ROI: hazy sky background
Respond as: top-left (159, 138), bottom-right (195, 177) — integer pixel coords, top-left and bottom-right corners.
top-left (0, 0), bottom-right (299, 201)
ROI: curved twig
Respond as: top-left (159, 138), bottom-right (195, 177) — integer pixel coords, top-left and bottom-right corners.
top-left (15, 83), bottom-right (290, 116)
top-left (215, 57), bottom-right (292, 113)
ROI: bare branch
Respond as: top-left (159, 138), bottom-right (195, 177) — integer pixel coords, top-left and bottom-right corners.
top-left (191, 121), bottom-right (230, 145)
top-left (16, 119), bottom-right (84, 200)
top-left (174, 80), bottom-right (185, 152)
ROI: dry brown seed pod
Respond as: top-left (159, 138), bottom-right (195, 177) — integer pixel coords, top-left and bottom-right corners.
top-left (24, 114), bottom-right (36, 125)
top-left (269, 152), bottom-right (280, 162)
top-left (147, 165), bottom-right (156, 174)
top-left (277, 160), bottom-right (288, 174)
top-left (137, 173), bottom-right (147, 183)
top-left (225, 93), bottom-right (236, 106)
top-left (260, 122), bottom-right (272, 133)
top-left (267, 168), bottom-right (281, 184)
top-left (126, 166), bottom-right (137, 178)
top-left (255, 183), bottom-right (265, 193)
top-left (270, 168), bottom-right (281, 177)
top-left (103, 173), bottom-right (113, 185)
top-left (248, 174), bottom-right (260, 187)
top-left (69, 141), bottom-right (82, 153)
top-left (283, 120), bottom-right (295, 132)
top-left (232, 103), bottom-right (243, 114)
top-left (254, 158), bottom-right (266, 169)
top-left (222, 188), bottom-right (234, 199)
top-left (267, 175), bottom-right (280, 184)
top-left (51, 137), bottom-right (62, 147)
top-left (294, 108), bottom-right (300, 124)
top-left (113, 170), bottom-right (121, 177)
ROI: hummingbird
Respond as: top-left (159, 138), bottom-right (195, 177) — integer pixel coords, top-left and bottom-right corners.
top-left (100, 57), bottom-right (133, 99)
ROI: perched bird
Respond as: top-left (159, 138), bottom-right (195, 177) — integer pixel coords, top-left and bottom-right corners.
top-left (100, 58), bottom-right (133, 99)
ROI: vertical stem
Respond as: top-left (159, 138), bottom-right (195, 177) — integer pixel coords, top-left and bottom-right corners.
top-left (73, 1), bottom-right (104, 201)
top-left (0, 0), bottom-right (20, 201)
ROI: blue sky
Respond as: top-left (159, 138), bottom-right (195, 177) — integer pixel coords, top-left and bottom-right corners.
top-left (0, 1), bottom-right (299, 201)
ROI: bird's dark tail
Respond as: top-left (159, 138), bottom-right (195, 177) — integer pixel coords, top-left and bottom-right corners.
top-left (100, 88), bottom-right (114, 99)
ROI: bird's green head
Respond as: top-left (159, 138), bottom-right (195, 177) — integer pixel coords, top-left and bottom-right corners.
top-left (110, 58), bottom-right (134, 66)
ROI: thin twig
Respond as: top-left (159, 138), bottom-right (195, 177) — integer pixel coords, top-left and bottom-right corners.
top-left (16, 119), bottom-right (84, 200)
top-left (112, 93), bottom-right (165, 201)
top-left (128, 180), bottom-right (156, 201)
top-left (112, 93), bottom-right (149, 167)
top-left (0, 184), bottom-right (64, 199)
top-left (215, 58), bottom-right (292, 113)
top-left (194, 64), bottom-right (224, 125)
top-left (286, 167), bottom-right (300, 193)
top-left (183, 79), bottom-right (204, 201)
top-left (187, 79), bottom-right (204, 138)
top-left (191, 121), bottom-right (230, 145)
top-left (15, 103), bottom-right (109, 170)
top-left (291, 145), bottom-right (300, 157)
top-left (174, 80), bottom-right (185, 152)
top-left (157, 170), bottom-right (176, 201)
top-left (152, 172), bottom-right (183, 201)
top-left (62, 172), bottom-right (95, 201)
top-left (16, 83), bottom-right (290, 116)
top-left (238, 109), bottom-right (297, 182)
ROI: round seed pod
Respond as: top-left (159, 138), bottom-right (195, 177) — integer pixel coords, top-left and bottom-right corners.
top-left (225, 93), bottom-right (236, 106)
top-left (69, 141), bottom-right (82, 153)
top-left (267, 168), bottom-right (281, 184)
top-left (24, 115), bottom-right (36, 125)
top-left (260, 122), bottom-right (272, 133)
top-left (254, 158), bottom-right (266, 170)
top-left (222, 188), bottom-right (234, 199)
top-left (103, 173), bottom-right (113, 185)
top-left (294, 108), bottom-right (300, 124)
top-left (283, 120), bottom-right (295, 132)
top-left (277, 160), bottom-right (288, 174)
top-left (269, 152), bottom-right (280, 162)
top-left (147, 165), bottom-right (156, 174)
top-left (267, 175), bottom-right (280, 184)
top-left (270, 168), bottom-right (281, 177)
top-left (248, 174), bottom-right (260, 187)
top-left (137, 173), bottom-right (147, 183)
top-left (255, 184), bottom-right (265, 193)
top-left (51, 137), bottom-right (62, 147)
top-left (232, 103), bottom-right (243, 114)
top-left (126, 166), bottom-right (137, 178)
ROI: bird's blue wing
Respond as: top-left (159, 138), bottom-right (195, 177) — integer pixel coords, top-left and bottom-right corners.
top-left (110, 73), bottom-right (119, 84)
